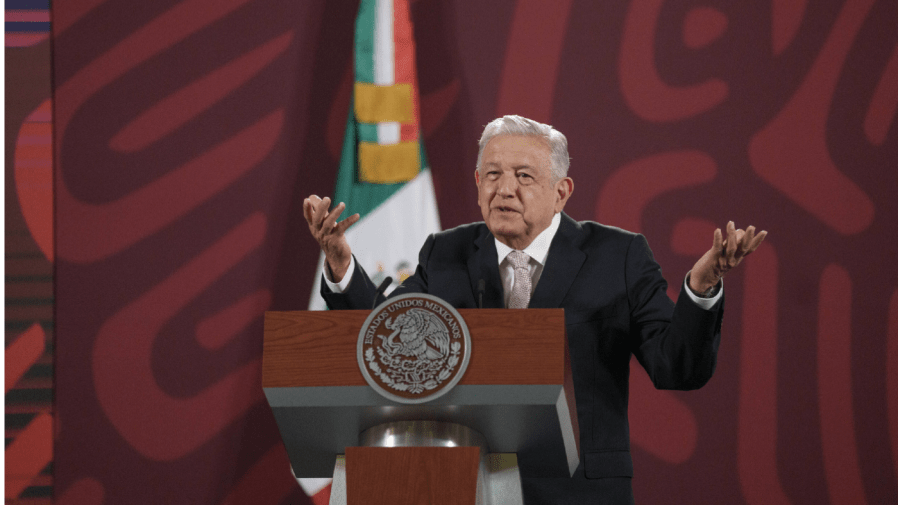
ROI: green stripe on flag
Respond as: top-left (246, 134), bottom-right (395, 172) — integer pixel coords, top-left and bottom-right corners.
top-left (358, 122), bottom-right (378, 144)
top-left (354, 0), bottom-right (376, 84)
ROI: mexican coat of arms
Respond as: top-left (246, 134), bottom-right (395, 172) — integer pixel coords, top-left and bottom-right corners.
top-left (357, 293), bottom-right (471, 404)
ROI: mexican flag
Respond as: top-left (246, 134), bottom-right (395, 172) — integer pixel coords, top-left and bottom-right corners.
top-left (307, 0), bottom-right (439, 314)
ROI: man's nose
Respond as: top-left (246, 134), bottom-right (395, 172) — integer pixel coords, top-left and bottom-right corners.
top-left (496, 172), bottom-right (516, 197)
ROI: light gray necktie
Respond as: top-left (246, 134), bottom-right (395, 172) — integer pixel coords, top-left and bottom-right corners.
top-left (507, 250), bottom-right (532, 309)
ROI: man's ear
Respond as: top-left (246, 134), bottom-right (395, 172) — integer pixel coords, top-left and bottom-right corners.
top-left (554, 177), bottom-right (574, 213)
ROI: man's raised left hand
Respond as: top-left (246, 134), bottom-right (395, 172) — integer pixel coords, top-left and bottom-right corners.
top-left (689, 221), bottom-right (767, 295)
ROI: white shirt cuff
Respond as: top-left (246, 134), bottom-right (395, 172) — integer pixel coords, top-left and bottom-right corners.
top-left (683, 273), bottom-right (722, 310)
top-left (323, 255), bottom-right (355, 293)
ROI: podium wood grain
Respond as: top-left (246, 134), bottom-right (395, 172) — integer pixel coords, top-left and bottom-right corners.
top-left (263, 308), bottom-right (566, 387)
top-left (346, 446), bottom-right (479, 505)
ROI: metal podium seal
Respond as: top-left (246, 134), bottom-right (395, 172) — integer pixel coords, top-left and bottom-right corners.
top-left (358, 293), bottom-right (471, 404)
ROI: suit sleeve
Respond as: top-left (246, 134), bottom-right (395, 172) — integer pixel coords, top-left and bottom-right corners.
top-left (319, 255), bottom-right (379, 310)
top-left (626, 234), bottom-right (724, 390)
top-left (319, 234), bottom-right (437, 309)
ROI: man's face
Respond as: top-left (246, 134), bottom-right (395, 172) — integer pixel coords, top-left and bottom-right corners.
top-left (475, 135), bottom-right (573, 250)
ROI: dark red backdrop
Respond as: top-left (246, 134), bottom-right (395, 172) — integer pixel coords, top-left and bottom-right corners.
top-left (48, 0), bottom-right (897, 503)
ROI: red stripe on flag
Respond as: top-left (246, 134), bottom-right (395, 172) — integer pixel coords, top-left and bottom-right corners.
top-left (392, 0), bottom-right (420, 142)
top-left (392, 0), bottom-right (414, 84)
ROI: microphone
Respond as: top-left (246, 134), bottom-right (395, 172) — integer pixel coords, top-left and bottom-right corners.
top-left (372, 276), bottom-right (393, 310)
top-left (477, 279), bottom-right (485, 309)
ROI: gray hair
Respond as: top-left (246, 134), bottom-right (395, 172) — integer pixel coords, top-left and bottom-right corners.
top-left (476, 115), bottom-right (570, 181)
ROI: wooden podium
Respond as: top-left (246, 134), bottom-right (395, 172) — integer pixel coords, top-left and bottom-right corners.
top-left (263, 308), bottom-right (579, 504)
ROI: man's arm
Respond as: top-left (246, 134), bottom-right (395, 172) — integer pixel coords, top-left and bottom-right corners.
top-left (303, 195), bottom-right (359, 282)
top-left (322, 255), bottom-right (356, 293)
top-left (317, 231), bottom-right (437, 310)
top-left (681, 273), bottom-right (722, 309)
top-left (627, 234), bottom-right (723, 390)
top-left (630, 222), bottom-right (765, 390)
top-left (320, 255), bottom-right (382, 310)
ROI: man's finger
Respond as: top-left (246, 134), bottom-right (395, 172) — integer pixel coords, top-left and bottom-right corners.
top-left (303, 197), bottom-right (322, 225)
top-left (312, 196), bottom-right (331, 228)
top-left (307, 195), bottom-right (321, 214)
top-left (304, 196), bottom-right (322, 225)
top-left (740, 226), bottom-right (756, 255)
top-left (725, 221), bottom-right (737, 259)
top-left (712, 227), bottom-right (724, 252)
top-left (747, 230), bottom-right (768, 253)
top-left (322, 201), bottom-right (345, 232)
top-left (302, 198), bottom-right (313, 224)
top-left (335, 213), bottom-right (360, 235)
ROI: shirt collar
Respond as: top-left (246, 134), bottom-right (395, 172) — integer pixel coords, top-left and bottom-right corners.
top-left (494, 212), bottom-right (562, 266)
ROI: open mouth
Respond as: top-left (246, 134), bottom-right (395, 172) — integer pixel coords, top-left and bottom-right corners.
top-left (493, 206), bottom-right (519, 214)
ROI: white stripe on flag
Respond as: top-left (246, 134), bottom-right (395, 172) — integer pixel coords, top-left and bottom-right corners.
top-left (374, 0), bottom-right (394, 85)
top-left (378, 122), bottom-right (400, 144)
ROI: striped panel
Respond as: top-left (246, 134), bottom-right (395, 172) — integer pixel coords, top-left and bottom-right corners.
top-left (14, 99), bottom-right (54, 262)
top-left (7, 97), bottom-right (54, 502)
top-left (5, 3), bottom-right (51, 47)
top-left (6, 0), bottom-right (51, 7)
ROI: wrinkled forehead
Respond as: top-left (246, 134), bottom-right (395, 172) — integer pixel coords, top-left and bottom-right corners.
top-left (480, 134), bottom-right (553, 172)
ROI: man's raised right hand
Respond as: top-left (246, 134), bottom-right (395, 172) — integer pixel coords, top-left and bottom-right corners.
top-left (303, 195), bottom-right (359, 282)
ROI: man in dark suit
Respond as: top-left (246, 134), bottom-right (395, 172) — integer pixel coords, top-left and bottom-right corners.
top-left (303, 115), bottom-right (766, 504)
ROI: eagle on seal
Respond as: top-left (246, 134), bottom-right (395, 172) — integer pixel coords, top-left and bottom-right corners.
top-left (380, 308), bottom-right (450, 361)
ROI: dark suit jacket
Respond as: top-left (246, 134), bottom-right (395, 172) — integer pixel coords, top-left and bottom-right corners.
top-left (322, 212), bottom-right (724, 504)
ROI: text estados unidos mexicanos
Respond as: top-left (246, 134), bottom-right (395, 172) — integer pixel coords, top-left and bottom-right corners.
top-left (364, 299), bottom-right (462, 344)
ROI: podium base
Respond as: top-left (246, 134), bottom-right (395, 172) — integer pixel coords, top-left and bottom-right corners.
top-left (329, 421), bottom-right (523, 505)
top-left (329, 452), bottom-right (523, 505)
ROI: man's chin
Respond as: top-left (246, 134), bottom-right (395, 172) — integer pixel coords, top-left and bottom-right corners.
top-left (487, 219), bottom-right (520, 236)
top-left (488, 223), bottom-right (526, 244)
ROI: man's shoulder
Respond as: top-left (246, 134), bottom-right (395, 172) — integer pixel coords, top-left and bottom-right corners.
top-left (432, 221), bottom-right (490, 243)
top-left (571, 218), bottom-right (637, 237)
top-left (563, 215), bottom-right (640, 247)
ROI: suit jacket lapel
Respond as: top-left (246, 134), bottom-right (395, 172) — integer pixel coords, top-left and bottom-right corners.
top-left (468, 226), bottom-right (504, 308)
top-left (529, 212), bottom-right (586, 309)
